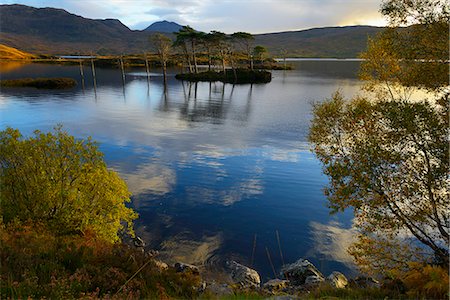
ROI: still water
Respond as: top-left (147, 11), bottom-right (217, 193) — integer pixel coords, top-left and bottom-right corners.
top-left (0, 60), bottom-right (361, 279)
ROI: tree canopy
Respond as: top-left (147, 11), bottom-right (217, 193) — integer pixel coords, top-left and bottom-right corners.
top-left (360, 0), bottom-right (449, 96)
top-left (0, 127), bottom-right (137, 243)
top-left (309, 0), bottom-right (449, 275)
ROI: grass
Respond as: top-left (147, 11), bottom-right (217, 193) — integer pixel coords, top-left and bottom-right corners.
top-left (0, 77), bottom-right (77, 89)
top-left (0, 223), bottom-right (202, 299)
top-left (0, 44), bottom-right (36, 60)
top-left (175, 69), bottom-right (272, 84)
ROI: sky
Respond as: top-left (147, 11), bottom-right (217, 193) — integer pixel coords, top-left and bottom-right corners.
top-left (0, 0), bottom-right (387, 33)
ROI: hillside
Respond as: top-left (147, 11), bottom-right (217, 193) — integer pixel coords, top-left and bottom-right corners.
top-left (0, 4), bottom-right (381, 57)
top-left (0, 4), bottom-right (148, 55)
top-left (0, 44), bottom-right (36, 60)
top-left (254, 26), bottom-right (383, 58)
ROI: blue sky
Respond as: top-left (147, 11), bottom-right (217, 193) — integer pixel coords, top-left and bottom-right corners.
top-left (1, 0), bottom-right (387, 33)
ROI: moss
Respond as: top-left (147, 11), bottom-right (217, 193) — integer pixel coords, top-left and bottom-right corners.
top-left (175, 69), bottom-right (272, 84)
top-left (0, 77), bottom-right (77, 89)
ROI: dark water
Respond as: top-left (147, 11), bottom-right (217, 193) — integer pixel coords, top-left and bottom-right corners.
top-left (0, 60), bottom-right (361, 280)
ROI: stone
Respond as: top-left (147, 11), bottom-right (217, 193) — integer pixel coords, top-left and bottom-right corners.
top-left (263, 279), bottom-right (290, 291)
top-left (153, 260), bottom-right (168, 271)
top-left (304, 275), bottom-right (324, 286)
top-left (174, 262), bottom-right (200, 275)
top-left (198, 281), bottom-right (207, 293)
top-left (326, 271), bottom-right (348, 288)
top-left (227, 260), bottom-right (261, 288)
top-left (280, 258), bottom-right (324, 286)
top-left (133, 236), bottom-right (145, 248)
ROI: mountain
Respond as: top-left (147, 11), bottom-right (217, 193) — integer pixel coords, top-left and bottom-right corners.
top-left (0, 4), bottom-right (382, 57)
top-left (0, 4), bottom-right (148, 55)
top-left (145, 21), bottom-right (183, 33)
top-left (254, 26), bottom-right (383, 58)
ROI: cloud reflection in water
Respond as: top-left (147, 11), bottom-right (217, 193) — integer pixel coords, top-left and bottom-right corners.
top-left (308, 221), bottom-right (357, 269)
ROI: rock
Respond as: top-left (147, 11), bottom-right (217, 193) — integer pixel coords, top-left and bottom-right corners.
top-left (326, 271), bottom-right (348, 288)
top-left (351, 276), bottom-right (380, 288)
top-left (280, 259), bottom-right (324, 286)
top-left (205, 282), bottom-right (233, 296)
top-left (146, 249), bottom-right (159, 257)
top-left (227, 260), bottom-right (261, 288)
top-left (153, 260), bottom-right (168, 271)
top-left (174, 262), bottom-right (200, 275)
top-left (133, 236), bottom-right (145, 248)
top-left (198, 281), bottom-right (207, 293)
top-left (263, 279), bottom-right (290, 291)
top-left (304, 275), bottom-right (324, 286)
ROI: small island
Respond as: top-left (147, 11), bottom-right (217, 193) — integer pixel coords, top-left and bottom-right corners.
top-left (175, 69), bottom-right (272, 84)
top-left (0, 77), bottom-right (77, 89)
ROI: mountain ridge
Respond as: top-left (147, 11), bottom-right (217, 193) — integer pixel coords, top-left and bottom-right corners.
top-left (0, 4), bottom-right (382, 57)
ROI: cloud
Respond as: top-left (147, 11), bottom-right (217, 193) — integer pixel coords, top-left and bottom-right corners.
top-left (115, 162), bottom-right (177, 197)
top-left (3, 0), bottom-right (386, 32)
top-left (308, 220), bottom-right (357, 267)
top-left (159, 231), bottom-right (223, 265)
top-left (145, 7), bottom-right (181, 17)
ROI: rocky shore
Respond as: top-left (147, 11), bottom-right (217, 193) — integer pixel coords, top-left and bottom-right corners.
top-left (131, 236), bottom-right (379, 299)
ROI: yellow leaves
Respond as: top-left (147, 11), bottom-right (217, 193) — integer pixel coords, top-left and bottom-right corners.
top-left (396, 262), bottom-right (450, 299)
top-left (0, 127), bottom-right (137, 244)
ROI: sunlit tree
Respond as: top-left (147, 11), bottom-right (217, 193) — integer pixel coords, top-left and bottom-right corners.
top-left (309, 0), bottom-right (449, 275)
top-left (150, 33), bottom-right (172, 82)
top-left (253, 45), bottom-right (268, 66)
top-left (0, 127), bottom-right (137, 243)
top-left (174, 26), bottom-right (204, 73)
top-left (232, 32), bottom-right (255, 69)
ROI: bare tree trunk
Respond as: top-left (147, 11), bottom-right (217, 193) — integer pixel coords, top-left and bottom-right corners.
top-left (163, 61), bottom-right (167, 84)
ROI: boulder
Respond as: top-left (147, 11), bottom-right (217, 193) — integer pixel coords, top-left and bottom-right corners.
top-left (280, 259), bottom-right (324, 286)
top-left (227, 260), bottom-right (261, 288)
top-left (326, 271), bottom-right (348, 288)
top-left (305, 275), bottom-right (324, 286)
top-left (174, 262), bottom-right (200, 275)
top-left (153, 260), bottom-right (168, 271)
top-left (263, 279), bottom-right (290, 291)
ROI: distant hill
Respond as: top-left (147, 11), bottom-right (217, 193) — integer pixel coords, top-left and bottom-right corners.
top-left (255, 26), bottom-right (383, 58)
top-left (145, 21), bottom-right (183, 33)
top-left (0, 44), bottom-right (35, 60)
top-left (0, 4), bottom-right (382, 57)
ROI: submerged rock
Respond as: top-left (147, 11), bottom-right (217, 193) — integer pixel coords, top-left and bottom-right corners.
top-left (174, 262), bottom-right (200, 275)
top-left (326, 271), bottom-right (348, 288)
top-left (227, 260), bottom-right (261, 288)
top-left (280, 258), bottom-right (324, 286)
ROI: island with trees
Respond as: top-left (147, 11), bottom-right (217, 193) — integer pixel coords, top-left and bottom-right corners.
top-left (151, 26), bottom-right (274, 84)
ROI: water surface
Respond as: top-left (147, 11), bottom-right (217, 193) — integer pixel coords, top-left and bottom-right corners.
top-left (0, 60), bottom-right (361, 279)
